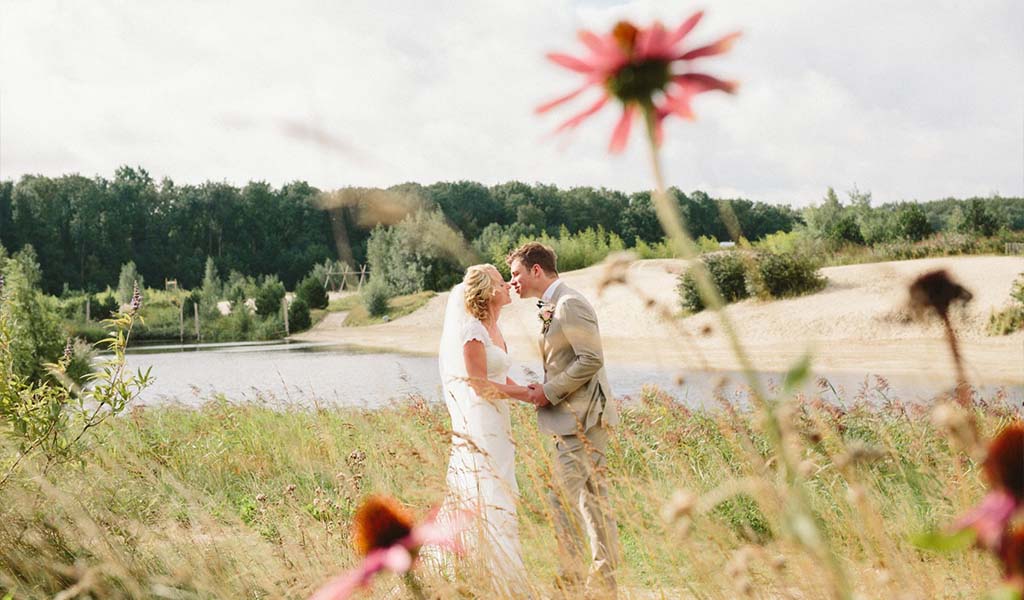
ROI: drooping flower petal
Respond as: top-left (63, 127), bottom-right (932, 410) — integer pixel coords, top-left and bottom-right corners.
top-left (667, 11), bottom-right (704, 46)
top-left (608, 105), bottom-right (636, 153)
top-left (381, 545), bottom-right (413, 573)
top-left (555, 94), bottom-right (610, 132)
top-left (308, 551), bottom-right (391, 600)
top-left (673, 73), bottom-right (739, 95)
top-left (536, 82), bottom-right (595, 114)
top-left (954, 490), bottom-right (1018, 551)
top-left (679, 31), bottom-right (742, 61)
top-left (410, 507), bottom-right (474, 552)
top-left (659, 89), bottom-right (696, 121)
top-left (546, 52), bottom-right (598, 74)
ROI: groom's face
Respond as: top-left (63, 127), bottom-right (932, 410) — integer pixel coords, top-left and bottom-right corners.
top-left (509, 258), bottom-right (540, 299)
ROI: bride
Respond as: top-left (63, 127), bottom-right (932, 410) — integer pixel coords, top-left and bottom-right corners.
top-left (437, 264), bottom-right (532, 582)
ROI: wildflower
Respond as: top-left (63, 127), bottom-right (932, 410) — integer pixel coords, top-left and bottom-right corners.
top-left (538, 12), bottom-right (740, 152)
top-left (952, 423), bottom-right (1024, 561)
top-left (62, 338), bottom-right (73, 363)
top-left (130, 281), bottom-right (142, 314)
top-left (308, 495), bottom-right (470, 600)
top-left (0, 274), bottom-right (5, 295)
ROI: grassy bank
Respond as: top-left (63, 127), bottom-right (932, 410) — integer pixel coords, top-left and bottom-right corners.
top-left (0, 384), bottom-right (1015, 599)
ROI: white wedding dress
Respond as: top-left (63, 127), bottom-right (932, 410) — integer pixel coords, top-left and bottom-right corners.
top-left (436, 283), bottom-right (525, 582)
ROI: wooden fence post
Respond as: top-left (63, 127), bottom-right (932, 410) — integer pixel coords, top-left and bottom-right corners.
top-left (85, 297), bottom-right (91, 322)
top-left (193, 303), bottom-right (201, 342)
top-left (179, 301), bottom-right (185, 343)
top-left (282, 297), bottom-right (290, 337)
top-left (357, 265), bottom-right (367, 291)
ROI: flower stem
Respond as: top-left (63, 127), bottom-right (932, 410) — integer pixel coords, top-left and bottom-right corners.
top-left (639, 103), bottom-right (852, 599)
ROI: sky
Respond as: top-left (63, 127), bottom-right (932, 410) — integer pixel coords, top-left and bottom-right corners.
top-left (0, 0), bottom-right (1021, 206)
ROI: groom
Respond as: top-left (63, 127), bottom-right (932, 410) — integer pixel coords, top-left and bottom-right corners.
top-left (507, 242), bottom-right (620, 596)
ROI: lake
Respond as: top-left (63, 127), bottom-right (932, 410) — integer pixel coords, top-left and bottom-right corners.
top-left (123, 341), bottom-right (1024, 410)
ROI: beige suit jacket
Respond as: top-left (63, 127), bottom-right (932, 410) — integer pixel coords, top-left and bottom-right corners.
top-left (538, 283), bottom-right (618, 436)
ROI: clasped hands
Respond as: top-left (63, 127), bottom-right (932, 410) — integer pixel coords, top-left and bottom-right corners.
top-left (523, 383), bottom-right (550, 408)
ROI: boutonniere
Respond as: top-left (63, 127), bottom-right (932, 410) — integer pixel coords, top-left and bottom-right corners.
top-left (537, 301), bottom-right (555, 334)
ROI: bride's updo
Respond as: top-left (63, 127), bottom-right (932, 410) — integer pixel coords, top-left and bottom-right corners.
top-left (463, 264), bottom-right (496, 321)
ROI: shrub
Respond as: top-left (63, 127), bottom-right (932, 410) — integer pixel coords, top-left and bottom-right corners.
top-left (366, 210), bottom-right (468, 294)
top-left (95, 293), bottom-right (120, 321)
top-left (287, 297), bottom-right (312, 332)
top-left (988, 273), bottom-right (1024, 335)
top-left (677, 252), bottom-right (749, 312)
top-left (746, 252), bottom-right (826, 300)
top-left (296, 275), bottom-right (328, 310)
top-left (363, 280), bottom-right (391, 317)
top-left (255, 276), bottom-right (286, 317)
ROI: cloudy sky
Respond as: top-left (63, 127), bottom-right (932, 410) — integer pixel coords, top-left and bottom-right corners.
top-left (1, 0), bottom-right (1021, 206)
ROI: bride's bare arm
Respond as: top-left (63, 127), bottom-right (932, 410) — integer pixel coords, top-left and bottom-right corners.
top-left (463, 341), bottom-right (528, 401)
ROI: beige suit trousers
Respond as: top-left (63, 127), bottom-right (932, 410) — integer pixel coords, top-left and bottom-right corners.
top-left (549, 424), bottom-right (619, 595)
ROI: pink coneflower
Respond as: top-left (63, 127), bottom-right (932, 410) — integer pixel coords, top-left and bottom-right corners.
top-left (952, 423), bottom-right (1024, 591)
top-left (308, 495), bottom-right (469, 600)
top-left (538, 12), bottom-right (740, 152)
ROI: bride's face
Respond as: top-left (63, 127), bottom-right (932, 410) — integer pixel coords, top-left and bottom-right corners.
top-left (488, 268), bottom-right (512, 308)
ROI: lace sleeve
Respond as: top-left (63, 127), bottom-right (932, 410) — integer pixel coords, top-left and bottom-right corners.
top-left (461, 319), bottom-right (489, 346)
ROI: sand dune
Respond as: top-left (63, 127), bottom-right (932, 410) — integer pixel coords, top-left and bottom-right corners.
top-left (294, 255), bottom-right (1024, 385)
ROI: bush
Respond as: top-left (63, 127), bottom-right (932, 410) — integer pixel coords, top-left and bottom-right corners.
top-left (287, 297), bottom-right (312, 332)
top-left (746, 252), bottom-right (826, 299)
top-left (255, 276), bottom-right (286, 317)
top-left (988, 273), bottom-right (1024, 335)
top-left (296, 275), bottom-right (328, 310)
top-left (678, 252), bottom-right (749, 312)
top-left (363, 280), bottom-right (391, 317)
top-left (95, 293), bottom-right (120, 321)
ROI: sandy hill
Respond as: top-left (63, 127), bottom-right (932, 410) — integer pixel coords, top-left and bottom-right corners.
top-left (295, 255), bottom-right (1024, 384)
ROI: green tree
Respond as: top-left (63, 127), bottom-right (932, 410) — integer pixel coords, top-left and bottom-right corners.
top-left (287, 297), bottom-right (312, 331)
top-left (117, 261), bottom-right (144, 304)
top-left (296, 275), bottom-right (328, 310)
top-left (895, 203), bottom-right (932, 241)
top-left (1, 254), bottom-right (63, 382)
top-left (957, 199), bottom-right (1000, 236)
top-left (255, 275), bottom-right (286, 317)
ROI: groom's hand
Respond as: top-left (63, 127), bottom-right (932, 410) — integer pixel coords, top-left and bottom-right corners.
top-left (527, 384), bottom-right (550, 407)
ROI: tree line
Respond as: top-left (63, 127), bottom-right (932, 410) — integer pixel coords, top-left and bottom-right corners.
top-left (2, 166), bottom-right (1021, 295)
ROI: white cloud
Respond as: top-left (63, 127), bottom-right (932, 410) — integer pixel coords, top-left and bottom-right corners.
top-left (0, 0), bottom-right (1020, 206)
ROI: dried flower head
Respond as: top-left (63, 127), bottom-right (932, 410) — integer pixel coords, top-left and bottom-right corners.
top-left (352, 495), bottom-right (416, 556)
top-left (62, 338), bottom-right (73, 363)
top-left (0, 274), bottom-right (5, 295)
top-left (538, 12), bottom-right (740, 152)
top-left (130, 281), bottom-right (143, 314)
top-left (661, 489), bottom-right (698, 524)
top-left (908, 269), bottom-right (972, 321)
top-left (598, 251), bottom-right (636, 294)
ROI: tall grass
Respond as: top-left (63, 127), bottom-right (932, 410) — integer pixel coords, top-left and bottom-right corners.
top-left (0, 384), bottom-right (1015, 598)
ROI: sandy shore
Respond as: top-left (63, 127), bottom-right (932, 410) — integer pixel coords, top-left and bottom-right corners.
top-left (293, 255), bottom-right (1024, 386)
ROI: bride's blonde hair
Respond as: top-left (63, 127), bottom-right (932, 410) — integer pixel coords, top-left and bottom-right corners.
top-left (463, 264), bottom-right (496, 321)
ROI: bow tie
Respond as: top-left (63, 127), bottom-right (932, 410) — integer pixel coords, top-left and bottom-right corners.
top-left (536, 300), bottom-right (546, 309)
